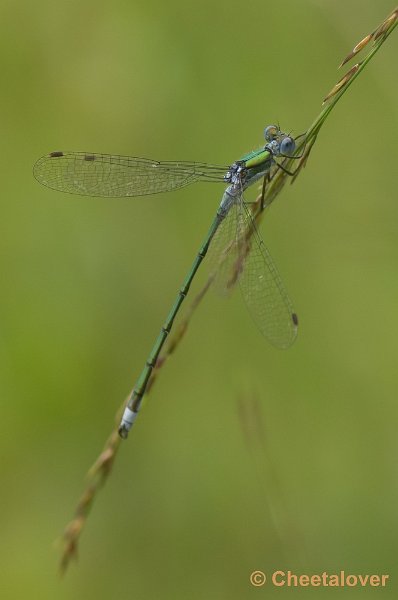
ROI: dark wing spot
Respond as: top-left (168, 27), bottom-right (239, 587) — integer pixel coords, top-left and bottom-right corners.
top-left (84, 154), bottom-right (95, 161)
top-left (50, 151), bottom-right (64, 157)
top-left (292, 313), bottom-right (299, 326)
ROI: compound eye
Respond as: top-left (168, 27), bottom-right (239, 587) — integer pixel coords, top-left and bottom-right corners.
top-left (280, 136), bottom-right (296, 156)
top-left (264, 125), bottom-right (278, 142)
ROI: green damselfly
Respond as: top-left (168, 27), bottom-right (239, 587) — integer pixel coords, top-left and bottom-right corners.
top-left (34, 125), bottom-right (299, 438)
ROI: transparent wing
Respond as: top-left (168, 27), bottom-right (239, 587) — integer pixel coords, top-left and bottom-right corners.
top-left (207, 195), bottom-right (241, 296)
top-left (236, 198), bottom-right (298, 349)
top-left (33, 152), bottom-right (228, 197)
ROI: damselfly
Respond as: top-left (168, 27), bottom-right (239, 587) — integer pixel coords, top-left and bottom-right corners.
top-left (34, 125), bottom-right (299, 439)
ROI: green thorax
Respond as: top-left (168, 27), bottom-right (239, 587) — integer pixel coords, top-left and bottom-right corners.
top-left (239, 147), bottom-right (273, 186)
top-left (241, 147), bottom-right (271, 168)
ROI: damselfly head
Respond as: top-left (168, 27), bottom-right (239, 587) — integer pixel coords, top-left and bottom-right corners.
top-left (264, 125), bottom-right (296, 156)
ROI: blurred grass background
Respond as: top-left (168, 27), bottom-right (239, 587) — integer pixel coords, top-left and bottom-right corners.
top-left (1, 0), bottom-right (397, 598)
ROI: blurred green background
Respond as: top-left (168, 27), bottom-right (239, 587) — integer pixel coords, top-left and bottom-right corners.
top-left (1, 0), bottom-right (397, 598)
